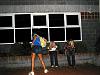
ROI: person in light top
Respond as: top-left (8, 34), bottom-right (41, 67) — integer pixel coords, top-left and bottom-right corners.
top-left (49, 41), bottom-right (59, 67)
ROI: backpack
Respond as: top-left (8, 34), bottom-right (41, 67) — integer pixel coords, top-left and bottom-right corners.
top-left (40, 37), bottom-right (46, 48)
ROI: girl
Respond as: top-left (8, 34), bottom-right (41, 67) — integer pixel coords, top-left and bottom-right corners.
top-left (29, 34), bottom-right (48, 75)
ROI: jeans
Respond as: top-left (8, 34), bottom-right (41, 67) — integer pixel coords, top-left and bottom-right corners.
top-left (67, 54), bottom-right (75, 66)
top-left (49, 51), bottom-right (58, 66)
top-left (66, 48), bottom-right (75, 66)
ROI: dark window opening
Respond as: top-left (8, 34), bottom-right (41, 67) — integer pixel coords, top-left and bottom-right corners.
top-left (66, 28), bottom-right (81, 40)
top-left (50, 28), bottom-right (65, 41)
top-left (66, 15), bottom-right (79, 25)
top-left (0, 29), bottom-right (14, 43)
top-left (0, 16), bottom-right (12, 27)
top-left (15, 29), bottom-right (31, 42)
top-left (15, 14), bottom-right (31, 28)
top-left (33, 15), bottom-right (46, 26)
top-left (49, 14), bottom-right (64, 27)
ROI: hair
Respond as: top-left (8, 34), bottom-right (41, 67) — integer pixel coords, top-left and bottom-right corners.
top-left (33, 34), bottom-right (38, 41)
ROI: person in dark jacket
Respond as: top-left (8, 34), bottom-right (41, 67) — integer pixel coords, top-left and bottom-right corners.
top-left (64, 39), bottom-right (76, 68)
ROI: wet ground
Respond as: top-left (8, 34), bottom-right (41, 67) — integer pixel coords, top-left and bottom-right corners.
top-left (0, 64), bottom-right (100, 75)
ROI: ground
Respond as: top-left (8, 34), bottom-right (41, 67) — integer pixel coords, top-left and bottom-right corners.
top-left (0, 64), bottom-right (100, 75)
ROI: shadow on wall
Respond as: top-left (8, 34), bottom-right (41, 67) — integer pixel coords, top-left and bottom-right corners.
top-left (0, 41), bottom-right (96, 56)
top-left (56, 42), bottom-right (88, 54)
top-left (75, 41), bottom-right (88, 53)
top-left (10, 42), bottom-right (31, 56)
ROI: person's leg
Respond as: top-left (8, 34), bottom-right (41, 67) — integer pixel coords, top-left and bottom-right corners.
top-left (38, 54), bottom-right (48, 73)
top-left (72, 54), bottom-right (75, 66)
top-left (54, 51), bottom-right (58, 67)
top-left (31, 53), bottom-right (36, 72)
top-left (38, 54), bottom-right (46, 70)
top-left (67, 54), bottom-right (71, 66)
top-left (49, 51), bottom-right (54, 67)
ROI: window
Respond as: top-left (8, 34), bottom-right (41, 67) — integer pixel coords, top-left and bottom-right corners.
top-left (49, 28), bottom-right (65, 41)
top-left (49, 14), bottom-right (64, 27)
top-left (66, 15), bottom-right (79, 25)
top-left (33, 15), bottom-right (46, 26)
top-left (15, 14), bottom-right (31, 28)
top-left (66, 28), bottom-right (81, 40)
top-left (15, 29), bottom-right (31, 42)
top-left (0, 29), bottom-right (14, 43)
top-left (64, 13), bottom-right (82, 41)
top-left (0, 16), bottom-right (12, 27)
top-left (0, 12), bottom-right (82, 44)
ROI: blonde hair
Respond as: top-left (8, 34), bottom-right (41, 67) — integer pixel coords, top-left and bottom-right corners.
top-left (33, 34), bottom-right (38, 41)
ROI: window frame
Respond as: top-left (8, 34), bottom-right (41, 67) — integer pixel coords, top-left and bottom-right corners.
top-left (64, 12), bottom-right (82, 41)
top-left (64, 13), bottom-right (81, 28)
top-left (0, 12), bottom-right (82, 44)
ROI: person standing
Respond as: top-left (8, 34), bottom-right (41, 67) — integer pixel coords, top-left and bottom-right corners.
top-left (49, 41), bottom-right (59, 67)
top-left (29, 34), bottom-right (48, 75)
top-left (64, 39), bottom-right (76, 68)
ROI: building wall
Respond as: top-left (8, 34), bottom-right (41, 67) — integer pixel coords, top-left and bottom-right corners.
top-left (0, 0), bottom-right (99, 12)
top-left (0, 0), bottom-right (99, 5)
top-left (0, 54), bottom-right (100, 68)
top-left (0, 0), bottom-right (99, 52)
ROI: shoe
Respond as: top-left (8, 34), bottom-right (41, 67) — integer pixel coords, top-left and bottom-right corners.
top-left (44, 69), bottom-right (48, 73)
top-left (55, 66), bottom-right (58, 67)
top-left (28, 71), bottom-right (34, 75)
top-left (51, 65), bottom-right (54, 67)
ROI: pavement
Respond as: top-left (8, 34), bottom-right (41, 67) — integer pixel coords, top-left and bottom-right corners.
top-left (0, 64), bottom-right (100, 75)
